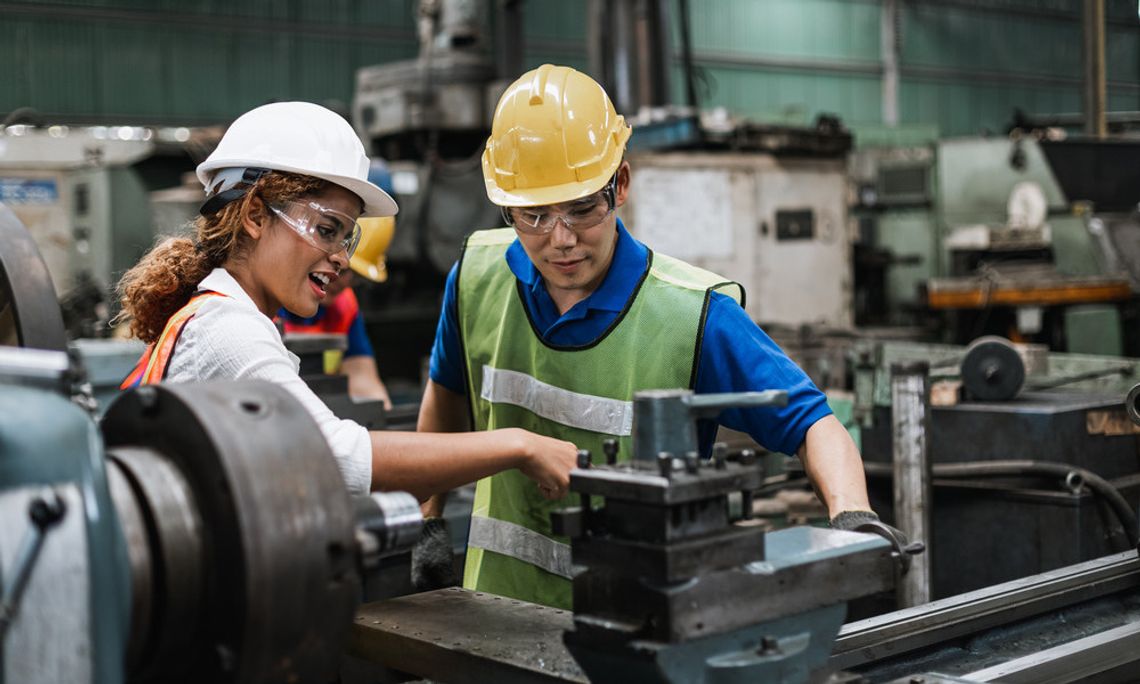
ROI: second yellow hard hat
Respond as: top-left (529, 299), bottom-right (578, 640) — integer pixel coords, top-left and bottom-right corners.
top-left (350, 216), bottom-right (395, 283)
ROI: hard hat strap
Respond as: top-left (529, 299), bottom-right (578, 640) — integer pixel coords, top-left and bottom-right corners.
top-left (199, 167), bottom-right (269, 216)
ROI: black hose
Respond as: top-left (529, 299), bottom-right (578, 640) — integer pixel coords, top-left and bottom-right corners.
top-left (864, 459), bottom-right (1139, 547)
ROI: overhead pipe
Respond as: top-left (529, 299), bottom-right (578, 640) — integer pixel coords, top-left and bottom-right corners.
top-left (1082, 0), bottom-right (1107, 138)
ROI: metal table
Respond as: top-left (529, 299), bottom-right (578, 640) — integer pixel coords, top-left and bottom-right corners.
top-left (350, 587), bottom-right (585, 684)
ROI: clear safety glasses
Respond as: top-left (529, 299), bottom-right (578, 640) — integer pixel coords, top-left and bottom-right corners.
top-left (503, 174), bottom-right (618, 236)
top-left (269, 200), bottom-right (362, 258)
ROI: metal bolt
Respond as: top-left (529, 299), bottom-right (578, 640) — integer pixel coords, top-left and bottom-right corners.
top-left (28, 492), bottom-right (66, 528)
top-left (657, 452), bottom-right (674, 479)
top-left (603, 439), bottom-right (619, 465)
top-left (684, 451), bottom-right (699, 474)
top-left (576, 449), bottom-right (591, 469)
top-left (712, 442), bottom-right (727, 470)
top-left (739, 448), bottom-right (757, 466)
top-left (757, 636), bottom-right (779, 655)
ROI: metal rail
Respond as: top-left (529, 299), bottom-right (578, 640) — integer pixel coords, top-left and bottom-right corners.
top-left (831, 550), bottom-right (1140, 669)
top-left (965, 619), bottom-right (1140, 683)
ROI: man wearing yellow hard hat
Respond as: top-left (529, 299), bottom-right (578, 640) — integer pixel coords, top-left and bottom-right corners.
top-left (280, 215), bottom-right (395, 408)
top-left (418, 64), bottom-right (879, 608)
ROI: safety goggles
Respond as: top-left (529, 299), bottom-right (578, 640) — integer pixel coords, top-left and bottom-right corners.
top-left (268, 200), bottom-right (362, 258)
top-left (502, 174), bottom-right (618, 236)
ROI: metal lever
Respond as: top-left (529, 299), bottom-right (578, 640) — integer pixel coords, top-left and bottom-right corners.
top-left (855, 520), bottom-right (925, 575)
top-left (0, 490), bottom-right (67, 642)
top-left (685, 390), bottom-right (789, 417)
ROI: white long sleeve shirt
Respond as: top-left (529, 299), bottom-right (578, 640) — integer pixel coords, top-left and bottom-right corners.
top-left (165, 268), bottom-right (373, 494)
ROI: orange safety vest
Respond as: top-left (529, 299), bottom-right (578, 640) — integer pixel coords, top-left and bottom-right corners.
top-left (120, 291), bottom-right (227, 389)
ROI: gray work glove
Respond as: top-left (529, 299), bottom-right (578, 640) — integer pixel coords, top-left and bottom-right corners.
top-left (829, 510), bottom-right (882, 531)
top-left (830, 510), bottom-right (925, 573)
top-left (410, 517), bottom-right (459, 592)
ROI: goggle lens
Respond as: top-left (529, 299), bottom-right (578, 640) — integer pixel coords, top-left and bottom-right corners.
top-left (269, 200), bottom-right (362, 257)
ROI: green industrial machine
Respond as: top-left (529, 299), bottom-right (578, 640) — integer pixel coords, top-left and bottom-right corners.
top-left (0, 207), bottom-right (424, 684)
top-left (852, 136), bottom-right (1139, 356)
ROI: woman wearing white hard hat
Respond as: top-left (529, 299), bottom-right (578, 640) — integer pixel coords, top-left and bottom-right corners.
top-left (117, 102), bottom-right (577, 499)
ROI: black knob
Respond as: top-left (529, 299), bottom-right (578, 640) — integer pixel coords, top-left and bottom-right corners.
top-left (713, 442), bottom-right (728, 470)
top-left (684, 451), bottom-right (699, 474)
top-left (603, 439), bottom-right (619, 465)
top-left (577, 449), bottom-right (592, 469)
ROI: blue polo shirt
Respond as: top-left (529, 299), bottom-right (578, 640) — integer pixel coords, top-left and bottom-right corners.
top-left (429, 219), bottom-right (831, 456)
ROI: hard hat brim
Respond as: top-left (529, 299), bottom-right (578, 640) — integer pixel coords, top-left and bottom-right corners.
top-left (484, 173), bottom-right (614, 208)
top-left (197, 159), bottom-right (399, 218)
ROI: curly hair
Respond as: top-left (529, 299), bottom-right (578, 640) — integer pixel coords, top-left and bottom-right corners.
top-left (116, 171), bottom-right (330, 343)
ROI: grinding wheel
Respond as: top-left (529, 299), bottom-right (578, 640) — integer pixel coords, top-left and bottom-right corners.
top-left (1127, 383), bottom-right (1140, 427)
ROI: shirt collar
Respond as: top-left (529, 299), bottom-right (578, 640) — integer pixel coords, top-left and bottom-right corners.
top-left (503, 218), bottom-right (648, 314)
top-left (198, 267), bottom-right (263, 313)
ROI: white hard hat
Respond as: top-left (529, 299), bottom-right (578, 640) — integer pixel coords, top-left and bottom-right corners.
top-left (196, 101), bottom-right (397, 217)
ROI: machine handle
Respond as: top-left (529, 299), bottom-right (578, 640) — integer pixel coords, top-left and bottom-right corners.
top-left (685, 390), bottom-right (788, 418)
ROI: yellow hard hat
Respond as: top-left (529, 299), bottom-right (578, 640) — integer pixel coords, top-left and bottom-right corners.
top-left (350, 216), bottom-right (395, 283)
top-left (482, 64), bottom-right (631, 207)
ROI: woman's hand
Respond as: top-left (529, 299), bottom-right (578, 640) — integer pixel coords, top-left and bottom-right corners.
top-left (509, 428), bottom-right (579, 500)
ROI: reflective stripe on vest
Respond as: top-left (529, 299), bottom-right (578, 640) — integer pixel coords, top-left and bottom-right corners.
top-left (468, 516), bottom-right (573, 580)
top-left (479, 365), bottom-right (634, 436)
top-left (120, 292), bottom-right (227, 389)
top-left (456, 227), bottom-right (741, 608)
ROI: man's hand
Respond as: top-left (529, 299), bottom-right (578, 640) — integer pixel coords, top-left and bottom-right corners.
top-left (510, 429), bottom-right (578, 500)
top-left (829, 509), bottom-right (880, 531)
top-left (831, 510), bottom-right (925, 573)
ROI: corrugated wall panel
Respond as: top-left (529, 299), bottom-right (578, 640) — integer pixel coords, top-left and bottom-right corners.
top-left (694, 68), bottom-right (882, 126)
top-left (98, 24), bottom-right (167, 119)
top-left (164, 28), bottom-right (233, 120)
top-left (26, 19), bottom-right (101, 115)
top-left (689, 0), bottom-right (880, 61)
top-left (1, 0), bottom-right (417, 124)
top-left (2, 0), bottom-right (1138, 136)
top-left (683, 0), bottom-right (882, 129)
top-left (521, 0), bottom-right (588, 70)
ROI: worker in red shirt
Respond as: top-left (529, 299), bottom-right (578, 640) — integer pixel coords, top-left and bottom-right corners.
top-left (280, 216), bottom-right (395, 408)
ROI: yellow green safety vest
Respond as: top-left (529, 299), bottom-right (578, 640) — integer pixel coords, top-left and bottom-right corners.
top-left (457, 228), bottom-right (742, 609)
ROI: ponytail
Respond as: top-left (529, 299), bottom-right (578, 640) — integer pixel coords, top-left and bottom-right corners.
top-left (116, 235), bottom-right (215, 343)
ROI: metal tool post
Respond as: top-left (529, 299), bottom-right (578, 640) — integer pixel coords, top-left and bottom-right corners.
top-left (555, 388), bottom-right (899, 684)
